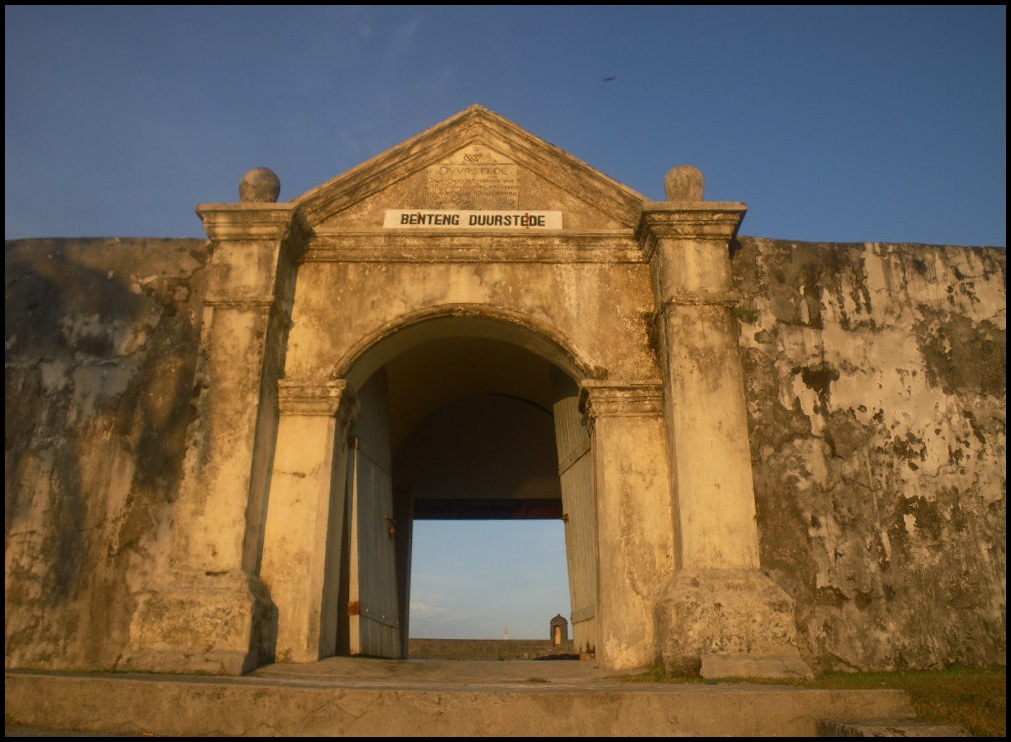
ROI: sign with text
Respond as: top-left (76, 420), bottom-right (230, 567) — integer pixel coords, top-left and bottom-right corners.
top-left (384, 209), bottom-right (562, 230)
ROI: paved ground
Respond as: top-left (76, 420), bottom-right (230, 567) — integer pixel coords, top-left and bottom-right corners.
top-left (5, 658), bottom-right (645, 737)
top-left (5, 658), bottom-right (930, 737)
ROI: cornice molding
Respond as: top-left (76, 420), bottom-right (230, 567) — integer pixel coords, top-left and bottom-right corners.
top-left (278, 379), bottom-right (359, 421)
top-left (197, 204), bottom-right (313, 261)
top-left (305, 232), bottom-right (643, 264)
top-left (579, 380), bottom-right (665, 420)
top-left (635, 203), bottom-right (747, 254)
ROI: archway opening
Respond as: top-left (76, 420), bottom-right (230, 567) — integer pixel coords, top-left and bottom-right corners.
top-left (340, 325), bottom-right (597, 659)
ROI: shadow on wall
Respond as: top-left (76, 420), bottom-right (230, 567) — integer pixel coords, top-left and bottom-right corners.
top-left (4, 237), bottom-right (211, 670)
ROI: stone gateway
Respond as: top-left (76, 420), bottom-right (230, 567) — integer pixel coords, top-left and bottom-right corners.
top-left (5, 105), bottom-right (1005, 678)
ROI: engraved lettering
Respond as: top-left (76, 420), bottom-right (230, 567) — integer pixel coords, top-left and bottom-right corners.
top-left (384, 209), bottom-right (562, 230)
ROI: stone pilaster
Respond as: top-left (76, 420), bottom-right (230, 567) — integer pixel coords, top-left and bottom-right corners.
top-left (637, 203), bottom-right (758, 569)
top-left (124, 200), bottom-right (311, 675)
top-left (260, 381), bottom-right (359, 663)
top-left (637, 188), bottom-right (811, 679)
top-left (579, 381), bottom-right (675, 670)
top-left (174, 204), bottom-right (310, 573)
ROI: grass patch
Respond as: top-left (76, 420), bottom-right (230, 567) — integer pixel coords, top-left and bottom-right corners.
top-left (811, 666), bottom-right (1005, 738)
top-left (618, 665), bottom-right (1005, 737)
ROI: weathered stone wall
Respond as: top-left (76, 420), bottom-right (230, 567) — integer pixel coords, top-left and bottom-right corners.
top-left (5, 237), bottom-right (210, 670)
top-left (733, 237), bottom-right (1006, 672)
top-left (4, 235), bottom-right (1005, 673)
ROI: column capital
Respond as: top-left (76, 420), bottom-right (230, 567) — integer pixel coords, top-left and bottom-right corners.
top-left (197, 203), bottom-right (313, 271)
top-left (579, 381), bottom-right (664, 421)
top-left (637, 203), bottom-right (747, 302)
top-left (634, 203), bottom-right (748, 266)
top-left (278, 379), bottom-right (360, 422)
top-left (199, 205), bottom-right (312, 306)
top-left (635, 202), bottom-right (747, 256)
top-left (198, 203), bottom-right (310, 242)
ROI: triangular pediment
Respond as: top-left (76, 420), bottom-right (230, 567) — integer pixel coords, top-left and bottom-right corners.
top-left (295, 105), bottom-right (647, 232)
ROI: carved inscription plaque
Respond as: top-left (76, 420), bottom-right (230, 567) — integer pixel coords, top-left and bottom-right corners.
top-left (426, 144), bottom-right (519, 208)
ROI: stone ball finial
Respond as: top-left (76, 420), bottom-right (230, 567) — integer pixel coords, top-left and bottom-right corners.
top-left (239, 167), bottom-right (281, 203)
top-left (664, 164), bottom-right (705, 202)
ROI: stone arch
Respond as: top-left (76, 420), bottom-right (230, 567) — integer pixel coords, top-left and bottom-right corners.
top-left (346, 308), bottom-right (597, 655)
top-left (331, 303), bottom-right (598, 389)
top-left (263, 306), bottom-right (603, 663)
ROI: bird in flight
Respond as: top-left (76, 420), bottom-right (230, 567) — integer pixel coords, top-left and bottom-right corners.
top-left (602, 76), bottom-right (616, 82)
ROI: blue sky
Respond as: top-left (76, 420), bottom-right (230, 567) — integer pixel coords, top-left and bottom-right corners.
top-left (5, 7), bottom-right (1005, 639)
top-left (410, 520), bottom-right (567, 640)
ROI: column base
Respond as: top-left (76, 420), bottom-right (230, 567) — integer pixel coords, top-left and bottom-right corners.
top-left (657, 569), bottom-right (813, 680)
top-left (700, 653), bottom-right (813, 680)
top-left (121, 570), bottom-right (277, 676)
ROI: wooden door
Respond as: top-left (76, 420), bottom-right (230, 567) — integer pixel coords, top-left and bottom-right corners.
top-left (347, 371), bottom-right (402, 657)
top-left (552, 371), bottom-right (599, 654)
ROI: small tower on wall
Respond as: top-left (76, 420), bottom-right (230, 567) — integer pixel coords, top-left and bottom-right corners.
top-left (550, 614), bottom-right (569, 646)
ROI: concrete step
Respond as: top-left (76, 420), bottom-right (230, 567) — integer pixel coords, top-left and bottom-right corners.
top-left (5, 659), bottom-right (929, 737)
top-left (818, 718), bottom-right (972, 737)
